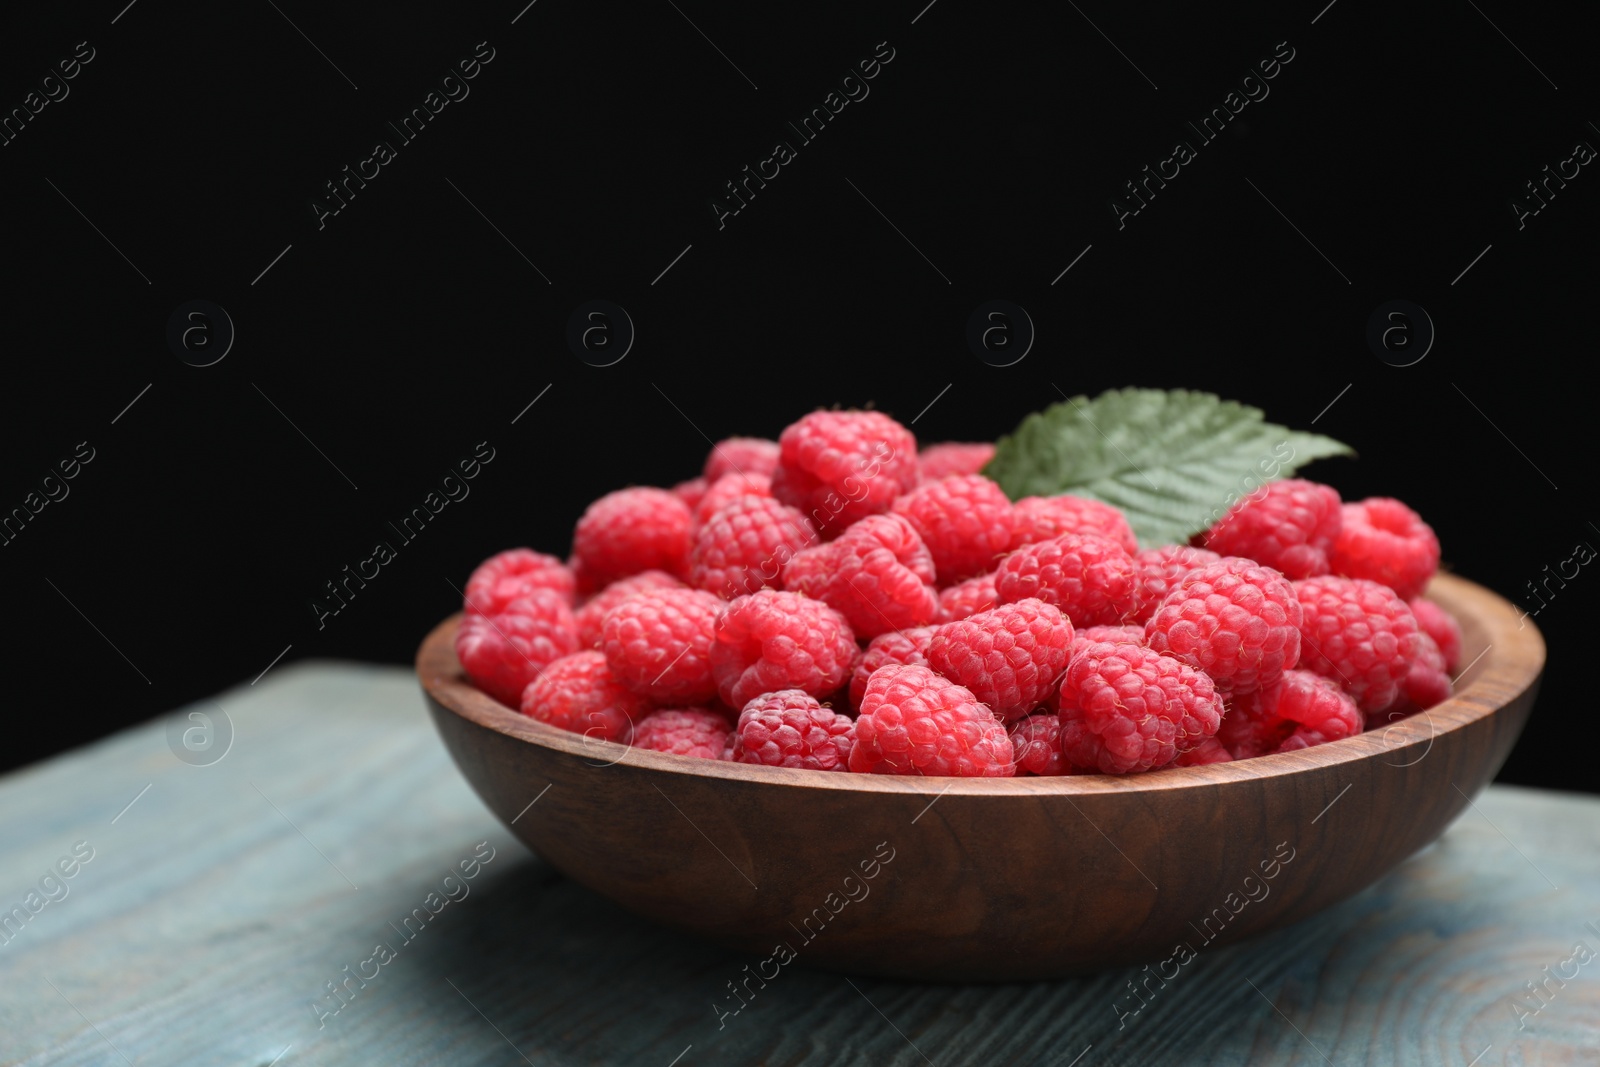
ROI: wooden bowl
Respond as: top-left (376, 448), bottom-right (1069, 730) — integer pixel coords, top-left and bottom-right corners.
top-left (418, 573), bottom-right (1543, 981)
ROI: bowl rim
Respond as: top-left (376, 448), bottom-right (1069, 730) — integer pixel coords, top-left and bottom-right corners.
top-left (417, 572), bottom-right (1544, 797)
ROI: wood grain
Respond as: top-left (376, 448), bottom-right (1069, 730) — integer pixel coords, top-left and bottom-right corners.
top-left (420, 573), bottom-right (1546, 980)
top-left (0, 660), bottom-right (1593, 1065)
top-left (0, 663), bottom-right (1595, 1065)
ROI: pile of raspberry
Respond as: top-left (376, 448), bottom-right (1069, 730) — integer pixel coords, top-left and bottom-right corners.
top-left (456, 411), bottom-right (1457, 777)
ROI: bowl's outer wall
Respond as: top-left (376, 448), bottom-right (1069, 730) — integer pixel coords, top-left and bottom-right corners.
top-left (420, 575), bottom-right (1543, 980)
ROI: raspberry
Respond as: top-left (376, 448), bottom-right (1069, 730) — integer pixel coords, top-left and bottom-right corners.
top-left (937, 573), bottom-right (999, 622)
top-left (1174, 738), bottom-right (1233, 766)
top-left (456, 590), bottom-right (579, 706)
top-left (705, 437), bottom-right (781, 482)
top-left (463, 549), bottom-right (576, 616)
top-left (632, 708), bottom-right (732, 759)
top-left (689, 495), bottom-right (817, 600)
top-left (600, 587), bottom-right (724, 703)
top-left (1047, 624), bottom-right (1147, 713)
top-left (1293, 576), bottom-right (1423, 712)
top-left (672, 477), bottom-right (708, 512)
top-left (1233, 669), bottom-right (1363, 754)
top-left (572, 488), bottom-right (693, 593)
top-left (1009, 714), bottom-right (1068, 775)
top-left (1143, 558), bottom-right (1302, 694)
top-left (574, 570), bottom-right (686, 648)
top-left (1371, 633), bottom-right (1452, 728)
top-left (1200, 479), bottom-right (1342, 580)
top-left (849, 664), bottom-right (1015, 776)
top-left (520, 650), bottom-right (650, 743)
top-left (849, 627), bottom-right (934, 710)
top-left (1408, 597), bottom-right (1462, 673)
top-left (770, 411), bottom-right (919, 538)
top-left (1215, 694), bottom-right (1293, 760)
top-left (995, 532), bottom-right (1138, 626)
top-left (693, 472), bottom-right (772, 527)
top-left (710, 590), bottom-right (857, 709)
top-left (925, 598), bottom-right (1073, 721)
top-left (1010, 495), bottom-right (1138, 555)
top-left (782, 514), bottom-right (938, 638)
top-left (1130, 545), bottom-right (1222, 623)
top-left (890, 475), bottom-right (1015, 585)
top-left (918, 442), bottom-right (996, 480)
top-left (1058, 642), bottom-right (1224, 774)
top-left (1331, 498), bottom-right (1440, 600)
top-left (728, 690), bottom-right (854, 770)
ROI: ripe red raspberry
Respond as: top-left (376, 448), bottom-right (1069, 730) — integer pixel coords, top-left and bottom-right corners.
top-left (710, 590), bottom-right (857, 709)
top-left (672, 477), bottom-right (708, 512)
top-left (463, 549), bottom-right (576, 616)
top-left (572, 488), bottom-right (693, 593)
top-left (848, 627), bottom-right (934, 710)
top-left (727, 690), bottom-right (854, 770)
top-left (1011, 495), bottom-right (1138, 555)
top-left (1130, 545), bottom-right (1222, 623)
top-left (1058, 642), bottom-right (1224, 774)
top-left (1409, 598), bottom-right (1462, 673)
top-left (1174, 737), bottom-right (1233, 766)
top-left (925, 598), bottom-right (1073, 721)
top-left (1009, 714), bottom-right (1069, 775)
top-left (632, 708), bottom-right (732, 759)
top-left (574, 570), bottom-right (686, 648)
top-left (937, 573), bottom-right (999, 622)
top-left (995, 532), bottom-right (1138, 626)
top-left (705, 436), bottom-right (780, 482)
top-left (600, 587), bottom-right (724, 703)
top-left (1331, 498), bottom-right (1440, 600)
top-left (918, 442), bottom-right (996, 480)
top-left (693, 472), bottom-right (773, 527)
top-left (1143, 558), bottom-right (1302, 694)
top-left (1293, 576), bottom-right (1423, 712)
top-left (890, 475), bottom-right (1015, 585)
top-left (456, 590), bottom-right (579, 706)
top-left (1237, 669), bottom-right (1363, 751)
top-left (1048, 624), bottom-right (1146, 713)
top-left (770, 411), bottom-right (919, 538)
top-left (1371, 633), bottom-right (1452, 728)
top-left (1215, 694), bottom-right (1294, 760)
top-left (689, 495), bottom-right (817, 599)
top-left (849, 664), bottom-right (1015, 776)
top-left (1200, 479), bottom-right (1342, 580)
top-left (782, 514), bottom-right (938, 638)
top-left (520, 650), bottom-right (650, 743)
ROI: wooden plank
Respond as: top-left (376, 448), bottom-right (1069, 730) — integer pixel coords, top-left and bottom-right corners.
top-left (0, 663), bottom-right (1595, 1066)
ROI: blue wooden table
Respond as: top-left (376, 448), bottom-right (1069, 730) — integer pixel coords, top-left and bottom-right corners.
top-left (2, 663), bottom-right (1596, 1066)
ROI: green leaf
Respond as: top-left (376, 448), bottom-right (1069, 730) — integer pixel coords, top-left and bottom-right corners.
top-left (982, 388), bottom-right (1354, 549)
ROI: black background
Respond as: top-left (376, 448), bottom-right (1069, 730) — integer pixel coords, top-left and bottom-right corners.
top-left (1, 0), bottom-right (1592, 792)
